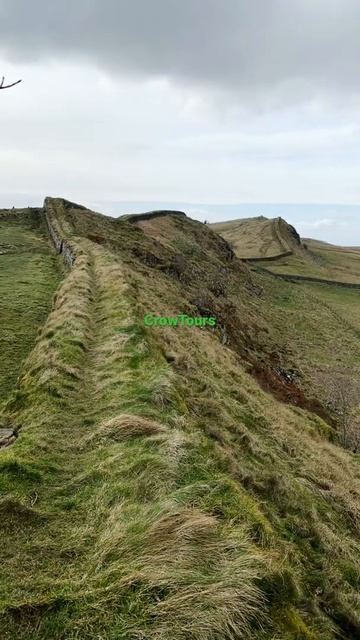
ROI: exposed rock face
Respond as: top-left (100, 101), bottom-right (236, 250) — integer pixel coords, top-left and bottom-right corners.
top-left (286, 222), bottom-right (301, 246)
top-left (0, 428), bottom-right (16, 448)
top-left (276, 217), bottom-right (301, 247)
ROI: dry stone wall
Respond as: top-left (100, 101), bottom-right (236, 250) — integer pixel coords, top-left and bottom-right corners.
top-left (244, 251), bottom-right (293, 263)
top-left (43, 200), bottom-right (76, 267)
top-left (250, 263), bottom-right (360, 289)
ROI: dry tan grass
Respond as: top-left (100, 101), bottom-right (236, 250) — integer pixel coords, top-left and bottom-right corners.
top-left (93, 505), bottom-right (263, 640)
top-left (89, 414), bottom-right (168, 443)
top-left (211, 217), bottom-right (287, 258)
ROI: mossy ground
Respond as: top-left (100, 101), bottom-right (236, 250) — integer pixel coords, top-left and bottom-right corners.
top-left (1, 200), bottom-right (360, 639)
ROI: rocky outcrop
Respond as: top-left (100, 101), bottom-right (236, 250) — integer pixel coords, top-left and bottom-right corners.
top-left (274, 217), bottom-right (301, 253)
top-left (0, 428), bottom-right (17, 448)
top-left (124, 210), bottom-right (186, 223)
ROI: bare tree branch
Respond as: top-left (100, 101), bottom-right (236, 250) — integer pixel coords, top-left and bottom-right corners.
top-left (0, 76), bottom-right (22, 90)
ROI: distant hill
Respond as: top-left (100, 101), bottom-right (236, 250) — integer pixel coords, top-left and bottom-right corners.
top-left (211, 215), bottom-right (302, 259)
top-left (212, 215), bottom-right (360, 285)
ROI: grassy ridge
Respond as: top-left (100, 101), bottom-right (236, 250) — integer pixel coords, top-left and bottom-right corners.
top-left (1, 200), bottom-right (360, 639)
top-left (0, 227), bottom-right (262, 638)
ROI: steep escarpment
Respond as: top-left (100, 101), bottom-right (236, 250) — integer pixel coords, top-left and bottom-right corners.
top-left (274, 216), bottom-right (301, 253)
top-left (1, 198), bottom-right (360, 640)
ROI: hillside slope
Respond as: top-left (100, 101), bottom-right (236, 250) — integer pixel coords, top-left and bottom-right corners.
top-left (1, 199), bottom-right (360, 640)
top-left (211, 216), bottom-right (302, 259)
top-left (212, 215), bottom-right (360, 285)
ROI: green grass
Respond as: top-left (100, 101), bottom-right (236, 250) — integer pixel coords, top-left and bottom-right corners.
top-left (1, 199), bottom-right (360, 639)
top-left (0, 219), bottom-right (262, 639)
top-left (256, 247), bottom-right (360, 283)
top-left (254, 273), bottom-right (360, 400)
top-left (0, 215), bottom-right (61, 408)
top-left (213, 214), bottom-right (360, 283)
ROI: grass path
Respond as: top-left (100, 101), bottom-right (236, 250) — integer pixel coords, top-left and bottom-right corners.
top-left (0, 217), bottom-right (61, 408)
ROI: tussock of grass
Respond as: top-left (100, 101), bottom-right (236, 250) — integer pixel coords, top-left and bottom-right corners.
top-left (0, 458), bottom-right (43, 481)
top-left (92, 505), bottom-right (263, 640)
top-left (0, 497), bottom-right (45, 525)
top-left (88, 413), bottom-right (168, 443)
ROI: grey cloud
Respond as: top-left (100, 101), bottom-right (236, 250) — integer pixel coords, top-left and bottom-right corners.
top-left (1, 0), bottom-right (360, 101)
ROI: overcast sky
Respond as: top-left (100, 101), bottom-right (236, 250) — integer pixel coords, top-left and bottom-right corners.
top-left (1, 0), bottom-right (360, 244)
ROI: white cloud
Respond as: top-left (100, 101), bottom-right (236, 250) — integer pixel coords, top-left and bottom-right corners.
top-left (1, 3), bottom-right (360, 245)
top-left (296, 218), bottom-right (336, 229)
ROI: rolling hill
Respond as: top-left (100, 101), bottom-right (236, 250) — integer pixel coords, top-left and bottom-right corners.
top-left (1, 199), bottom-right (360, 640)
top-left (212, 215), bottom-right (360, 285)
top-left (211, 216), bottom-right (302, 259)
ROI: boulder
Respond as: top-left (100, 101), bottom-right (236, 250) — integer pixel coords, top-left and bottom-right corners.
top-left (0, 428), bottom-right (16, 448)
